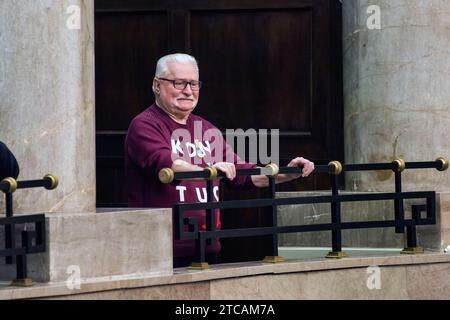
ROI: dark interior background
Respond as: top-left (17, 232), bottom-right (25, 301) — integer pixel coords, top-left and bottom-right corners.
top-left (95, 0), bottom-right (344, 262)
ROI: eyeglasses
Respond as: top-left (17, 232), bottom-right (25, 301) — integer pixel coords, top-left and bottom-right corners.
top-left (157, 77), bottom-right (202, 91)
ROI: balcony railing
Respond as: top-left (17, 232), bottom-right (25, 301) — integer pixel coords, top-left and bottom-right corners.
top-left (160, 158), bottom-right (449, 269)
top-left (0, 174), bottom-right (58, 286)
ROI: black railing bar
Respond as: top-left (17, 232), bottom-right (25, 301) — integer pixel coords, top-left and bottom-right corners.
top-left (199, 219), bottom-right (420, 239)
top-left (0, 215), bottom-right (46, 225)
top-left (17, 180), bottom-right (52, 190)
top-left (343, 161), bottom-right (443, 172)
top-left (416, 218), bottom-right (435, 225)
top-left (26, 246), bottom-right (46, 254)
top-left (161, 159), bottom-right (448, 183)
top-left (341, 220), bottom-right (414, 229)
top-left (177, 192), bottom-right (435, 211)
top-left (172, 171), bottom-right (210, 180)
top-left (201, 224), bottom-right (336, 238)
top-left (405, 162), bottom-right (440, 169)
top-left (278, 166), bottom-right (332, 174)
top-left (0, 175), bottom-right (58, 193)
top-left (172, 166), bottom-right (333, 181)
top-left (343, 163), bottom-right (397, 171)
top-left (0, 248), bottom-right (26, 256)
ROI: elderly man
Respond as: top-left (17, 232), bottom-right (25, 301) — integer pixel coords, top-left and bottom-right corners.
top-left (0, 141), bottom-right (20, 180)
top-left (125, 53), bottom-right (314, 267)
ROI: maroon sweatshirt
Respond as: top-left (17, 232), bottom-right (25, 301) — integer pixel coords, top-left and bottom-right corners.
top-left (125, 104), bottom-right (256, 257)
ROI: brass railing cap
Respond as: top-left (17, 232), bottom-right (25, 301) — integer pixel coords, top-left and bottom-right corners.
top-left (44, 174), bottom-right (59, 190)
top-left (159, 168), bottom-right (175, 184)
top-left (392, 158), bottom-right (406, 172)
top-left (265, 163), bottom-right (279, 176)
top-left (436, 157), bottom-right (449, 171)
top-left (204, 166), bottom-right (218, 180)
top-left (1, 177), bottom-right (17, 193)
top-left (328, 161), bottom-right (343, 175)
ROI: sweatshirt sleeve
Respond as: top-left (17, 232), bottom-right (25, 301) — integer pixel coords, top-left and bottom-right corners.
top-left (125, 117), bottom-right (174, 178)
top-left (0, 141), bottom-right (20, 180)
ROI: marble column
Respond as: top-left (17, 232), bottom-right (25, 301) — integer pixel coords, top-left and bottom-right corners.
top-left (0, 0), bottom-right (95, 213)
top-left (343, 0), bottom-right (450, 192)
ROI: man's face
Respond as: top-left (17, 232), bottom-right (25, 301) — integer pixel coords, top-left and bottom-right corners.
top-left (154, 61), bottom-right (200, 119)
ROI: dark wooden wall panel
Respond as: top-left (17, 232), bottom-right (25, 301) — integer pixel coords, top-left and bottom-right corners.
top-left (189, 9), bottom-right (312, 132)
top-left (95, 12), bottom-right (168, 131)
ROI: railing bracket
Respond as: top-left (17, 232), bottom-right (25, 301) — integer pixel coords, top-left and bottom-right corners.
top-left (401, 247), bottom-right (424, 255)
top-left (11, 278), bottom-right (34, 287)
top-left (188, 262), bottom-right (210, 270)
top-left (262, 256), bottom-right (285, 264)
top-left (326, 251), bottom-right (349, 259)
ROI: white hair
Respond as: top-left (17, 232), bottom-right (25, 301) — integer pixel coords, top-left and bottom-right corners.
top-left (155, 53), bottom-right (198, 78)
top-left (153, 53), bottom-right (199, 94)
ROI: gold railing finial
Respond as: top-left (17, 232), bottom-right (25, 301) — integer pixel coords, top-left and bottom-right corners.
top-left (43, 174), bottom-right (59, 190)
top-left (436, 157), bottom-right (449, 171)
top-left (328, 161), bottom-right (343, 175)
top-left (1, 177), bottom-right (17, 193)
top-left (159, 168), bottom-right (175, 184)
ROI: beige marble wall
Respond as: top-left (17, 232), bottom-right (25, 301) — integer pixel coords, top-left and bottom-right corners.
top-left (49, 282), bottom-right (211, 300)
top-left (209, 269), bottom-right (407, 300)
top-left (209, 263), bottom-right (450, 300)
top-left (0, 0), bottom-right (95, 213)
top-left (343, 0), bottom-right (450, 192)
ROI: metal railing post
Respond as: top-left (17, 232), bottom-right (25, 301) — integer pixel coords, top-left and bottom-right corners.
top-left (263, 174), bottom-right (284, 263)
top-left (5, 192), bottom-right (14, 264)
top-left (326, 168), bottom-right (348, 259)
top-left (189, 167), bottom-right (217, 270)
top-left (393, 159), bottom-right (406, 234)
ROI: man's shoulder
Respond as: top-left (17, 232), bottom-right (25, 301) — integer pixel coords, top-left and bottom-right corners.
top-left (129, 105), bottom-right (160, 127)
top-left (133, 104), bottom-right (157, 119)
top-left (189, 113), bottom-right (219, 130)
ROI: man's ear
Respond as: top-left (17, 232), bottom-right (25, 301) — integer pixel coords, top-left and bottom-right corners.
top-left (153, 78), bottom-right (160, 94)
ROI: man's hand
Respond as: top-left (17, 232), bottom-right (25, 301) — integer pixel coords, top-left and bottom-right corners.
top-left (287, 157), bottom-right (315, 178)
top-left (212, 162), bottom-right (236, 180)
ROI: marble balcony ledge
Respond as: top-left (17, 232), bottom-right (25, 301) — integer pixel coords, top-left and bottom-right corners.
top-left (1, 252), bottom-right (450, 300)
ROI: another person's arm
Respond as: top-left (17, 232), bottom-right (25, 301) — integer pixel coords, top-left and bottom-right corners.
top-left (0, 141), bottom-right (20, 180)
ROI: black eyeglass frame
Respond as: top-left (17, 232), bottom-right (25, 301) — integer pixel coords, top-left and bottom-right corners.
top-left (157, 77), bottom-right (202, 90)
